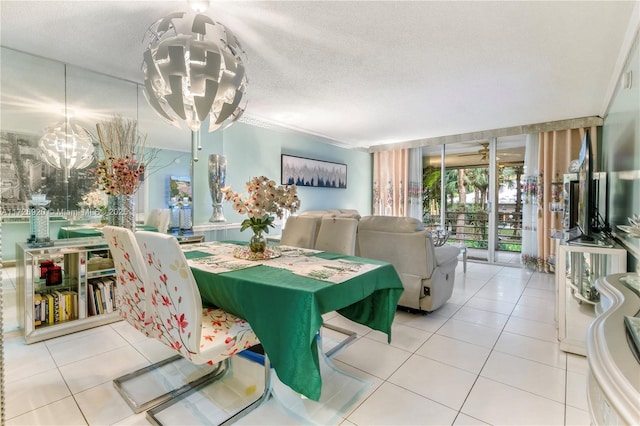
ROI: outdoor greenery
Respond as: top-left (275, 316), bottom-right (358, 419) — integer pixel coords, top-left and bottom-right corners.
top-left (424, 164), bottom-right (525, 253)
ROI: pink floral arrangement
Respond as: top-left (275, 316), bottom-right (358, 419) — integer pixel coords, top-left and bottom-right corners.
top-left (93, 156), bottom-right (144, 196)
top-left (92, 115), bottom-right (152, 196)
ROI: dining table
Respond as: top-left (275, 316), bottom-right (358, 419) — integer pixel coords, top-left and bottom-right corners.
top-left (182, 241), bottom-right (404, 401)
top-left (57, 224), bottom-right (158, 239)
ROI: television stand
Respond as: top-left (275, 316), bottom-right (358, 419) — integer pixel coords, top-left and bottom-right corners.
top-left (567, 235), bottom-right (613, 248)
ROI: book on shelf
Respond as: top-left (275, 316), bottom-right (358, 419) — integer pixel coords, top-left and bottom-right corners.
top-left (34, 294), bottom-right (43, 326)
top-left (46, 293), bottom-right (55, 324)
top-left (102, 277), bottom-right (115, 313)
top-left (53, 291), bottom-right (60, 323)
top-left (54, 291), bottom-right (66, 322)
top-left (88, 282), bottom-right (96, 316)
top-left (41, 295), bottom-right (48, 325)
top-left (95, 282), bottom-right (105, 314)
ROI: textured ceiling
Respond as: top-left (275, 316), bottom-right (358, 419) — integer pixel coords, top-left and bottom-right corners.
top-left (0, 1), bottom-right (637, 151)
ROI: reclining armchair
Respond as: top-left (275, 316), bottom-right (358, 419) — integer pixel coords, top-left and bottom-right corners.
top-left (356, 216), bottom-right (459, 312)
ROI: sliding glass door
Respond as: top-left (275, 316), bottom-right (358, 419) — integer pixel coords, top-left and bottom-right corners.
top-left (421, 136), bottom-right (526, 265)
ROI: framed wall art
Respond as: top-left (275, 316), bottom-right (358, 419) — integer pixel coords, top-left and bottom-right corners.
top-left (281, 154), bottom-right (347, 189)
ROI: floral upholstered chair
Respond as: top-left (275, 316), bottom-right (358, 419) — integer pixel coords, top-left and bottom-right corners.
top-left (103, 226), bottom-right (151, 335)
top-left (135, 231), bottom-right (260, 366)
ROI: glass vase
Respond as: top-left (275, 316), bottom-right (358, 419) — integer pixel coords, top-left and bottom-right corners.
top-left (249, 230), bottom-right (267, 254)
top-left (208, 154), bottom-right (227, 222)
top-left (107, 194), bottom-right (136, 230)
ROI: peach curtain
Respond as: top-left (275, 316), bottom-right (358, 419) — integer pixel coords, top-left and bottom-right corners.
top-left (536, 127), bottom-right (597, 272)
top-left (373, 148), bottom-right (422, 218)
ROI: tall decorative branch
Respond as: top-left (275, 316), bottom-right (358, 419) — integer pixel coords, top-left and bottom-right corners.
top-left (93, 115), bottom-right (159, 195)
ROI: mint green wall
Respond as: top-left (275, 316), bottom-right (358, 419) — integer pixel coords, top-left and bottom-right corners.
top-left (189, 121), bottom-right (372, 225)
top-left (603, 32), bottom-right (639, 266)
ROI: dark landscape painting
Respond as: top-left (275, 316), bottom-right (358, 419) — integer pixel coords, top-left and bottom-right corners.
top-left (281, 154), bottom-right (347, 189)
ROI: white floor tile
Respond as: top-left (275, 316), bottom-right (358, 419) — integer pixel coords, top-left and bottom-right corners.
top-left (565, 405), bottom-right (592, 426)
top-left (493, 266), bottom-right (531, 279)
top-left (503, 315), bottom-right (558, 343)
top-left (431, 301), bottom-right (463, 318)
top-left (330, 358), bottom-right (384, 418)
top-left (74, 381), bottom-right (138, 425)
top-left (390, 310), bottom-right (419, 324)
top-left (388, 354), bottom-right (477, 410)
top-left (452, 412), bottom-right (490, 425)
top-left (511, 301), bottom-right (556, 324)
top-left (454, 275), bottom-right (489, 292)
top-left (462, 377), bottom-right (565, 425)
top-left (448, 288), bottom-right (477, 306)
top-left (566, 353), bottom-right (589, 375)
top-left (110, 319), bottom-right (149, 344)
top-left (2, 287), bottom-right (19, 332)
top-left (347, 381), bottom-right (457, 425)
top-left (334, 336), bottom-right (411, 380)
top-left (480, 351), bottom-right (565, 403)
top-left (416, 334), bottom-right (490, 374)
top-left (436, 318), bottom-right (501, 349)
top-left (401, 312), bottom-right (449, 333)
top-left (4, 338), bottom-right (57, 383)
top-left (45, 326), bottom-right (130, 366)
top-left (366, 321), bottom-right (432, 352)
top-left (111, 412), bottom-right (151, 425)
top-left (494, 331), bottom-right (566, 369)
top-left (5, 396), bottom-right (87, 426)
top-left (463, 296), bottom-right (516, 315)
top-left (5, 368), bottom-right (72, 419)
top-left (59, 345), bottom-right (150, 394)
top-left (452, 305), bottom-right (509, 329)
top-left (132, 336), bottom-right (180, 363)
top-left (474, 281), bottom-right (525, 303)
top-left (522, 286), bottom-right (555, 301)
top-left (566, 370), bottom-right (589, 411)
top-left (234, 395), bottom-right (307, 425)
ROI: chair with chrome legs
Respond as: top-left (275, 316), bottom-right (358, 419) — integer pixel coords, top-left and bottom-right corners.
top-left (312, 217), bottom-right (361, 355)
top-left (105, 226), bottom-right (221, 414)
top-left (135, 231), bottom-right (270, 425)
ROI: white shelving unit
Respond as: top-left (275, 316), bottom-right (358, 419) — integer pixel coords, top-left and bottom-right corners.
top-left (555, 240), bottom-right (627, 355)
top-left (17, 237), bottom-right (121, 344)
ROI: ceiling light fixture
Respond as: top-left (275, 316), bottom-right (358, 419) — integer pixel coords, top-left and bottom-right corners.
top-left (39, 118), bottom-right (95, 183)
top-left (142, 10), bottom-right (248, 161)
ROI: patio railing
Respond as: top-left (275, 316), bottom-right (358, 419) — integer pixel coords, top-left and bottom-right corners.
top-left (424, 208), bottom-right (523, 252)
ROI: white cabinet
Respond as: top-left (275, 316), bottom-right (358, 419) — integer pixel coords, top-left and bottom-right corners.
top-left (556, 241), bottom-right (627, 355)
top-left (17, 237), bottom-right (121, 344)
top-left (587, 273), bottom-right (640, 426)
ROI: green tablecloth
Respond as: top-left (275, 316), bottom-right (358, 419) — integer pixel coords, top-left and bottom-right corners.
top-left (57, 224), bottom-right (158, 239)
top-left (187, 249), bottom-right (403, 401)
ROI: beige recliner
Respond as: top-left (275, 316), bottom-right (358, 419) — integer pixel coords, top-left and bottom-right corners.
top-left (356, 215), bottom-right (459, 312)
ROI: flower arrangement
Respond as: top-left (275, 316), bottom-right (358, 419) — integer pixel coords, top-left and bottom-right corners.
top-left (78, 189), bottom-right (108, 220)
top-left (92, 115), bottom-right (153, 196)
top-left (222, 176), bottom-right (300, 235)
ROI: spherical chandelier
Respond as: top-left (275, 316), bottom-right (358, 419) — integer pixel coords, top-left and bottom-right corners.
top-left (142, 11), bottom-right (248, 134)
top-left (39, 119), bottom-right (95, 182)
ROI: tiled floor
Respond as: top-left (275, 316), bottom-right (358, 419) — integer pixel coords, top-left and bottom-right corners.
top-left (2, 261), bottom-right (592, 425)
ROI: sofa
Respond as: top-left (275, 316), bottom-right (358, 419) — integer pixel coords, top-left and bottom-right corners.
top-left (356, 215), bottom-right (459, 312)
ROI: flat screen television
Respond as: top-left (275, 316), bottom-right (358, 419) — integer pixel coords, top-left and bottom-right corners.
top-left (568, 130), bottom-right (600, 245)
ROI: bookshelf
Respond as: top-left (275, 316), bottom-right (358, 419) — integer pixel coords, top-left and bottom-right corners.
top-left (17, 237), bottom-right (121, 344)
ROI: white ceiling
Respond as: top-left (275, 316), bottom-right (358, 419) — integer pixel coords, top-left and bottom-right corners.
top-left (0, 0), bottom-right (638, 151)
